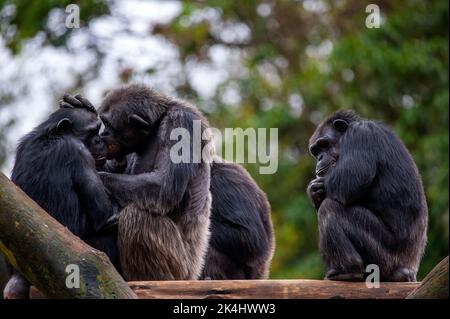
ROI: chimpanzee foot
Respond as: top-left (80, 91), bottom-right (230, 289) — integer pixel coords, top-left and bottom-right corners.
top-left (3, 274), bottom-right (30, 299)
top-left (325, 268), bottom-right (364, 281)
top-left (388, 267), bottom-right (417, 282)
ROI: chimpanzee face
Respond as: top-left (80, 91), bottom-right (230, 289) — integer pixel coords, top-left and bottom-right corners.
top-left (85, 132), bottom-right (108, 167)
top-left (309, 118), bottom-right (349, 177)
top-left (97, 86), bottom-right (166, 159)
top-left (55, 108), bottom-right (107, 166)
top-left (98, 108), bottom-right (152, 159)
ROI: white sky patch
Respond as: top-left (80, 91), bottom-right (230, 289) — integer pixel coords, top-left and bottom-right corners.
top-left (113, 0), bottom-right (182, 27)
top-left (220, 82), bottom-right (241, 107)
top-left (257, 61), bottom-right (282, 88)
top-left (257, 3), bottom-right (272, 17)
top-left (402, 95), bottom-right (415, 108)
top-left (186, 59), bottom-right (227, 99)
top-left (211, 21), bottom-right (251, 44)
top-left (179, 7), bottom-right (221, 27)
top-left (302, 0), bottom-right (328, 13)
top-left (305, 39), bottom-right (333, 59)
top-left (341, 68), bottom-right (355, 82)
top-left (288, 93), bottom-right (304, 118)
top-left (208, 45), bottom-right (247, 78)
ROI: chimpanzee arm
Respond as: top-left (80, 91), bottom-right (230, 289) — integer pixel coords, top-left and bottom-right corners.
top-left (98, 171), bottom-right (163, 206)
top-left (100, 108), bottom-right (206, 214)
top-left (326, 122), bottom-right (378, 206)
top-left (72, 156), bottom-right (119, 233)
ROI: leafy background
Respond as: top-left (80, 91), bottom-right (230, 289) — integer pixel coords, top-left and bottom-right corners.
top-left (0, 0), bottom-right (448, 283)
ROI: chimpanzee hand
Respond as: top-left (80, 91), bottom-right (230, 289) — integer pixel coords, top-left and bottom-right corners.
top-left (59, 93), bottom-right (97, 113)
top-left (307, 176), bottom-right (326, 210)
top-left (100, 213), bottom-right (120, 233)
top-left (101, 156), bottom-right (128, 174)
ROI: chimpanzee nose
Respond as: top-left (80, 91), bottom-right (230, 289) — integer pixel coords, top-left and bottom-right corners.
top-left (318, 154), bottom-right (324, 161)
top-left (100, 131), bottom-right (110, 138)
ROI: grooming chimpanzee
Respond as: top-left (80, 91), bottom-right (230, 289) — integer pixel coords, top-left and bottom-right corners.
top-left (66, 84), bottom-right (275, 280)
top-left (202, 156), bottom-right (274, 279)
top-left (3, 96), bottom-right (119, 299)
top-left (307, 110), bottom-right (428, 282)
top-left (94, 84), bottom-right (213, 280)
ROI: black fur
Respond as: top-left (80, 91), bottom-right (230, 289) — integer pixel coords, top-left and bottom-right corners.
top-left (307, 110), bottom-right (428, 282)
top-left (3, 106), bottom-right (119, 299)
top-left (202, 158), bottom-right (274, 279)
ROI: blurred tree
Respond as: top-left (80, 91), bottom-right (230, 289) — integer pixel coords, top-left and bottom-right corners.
top-left (0, 0), bottom-right (108, 170)
top-left (0, 0), bottom-right (108, 52)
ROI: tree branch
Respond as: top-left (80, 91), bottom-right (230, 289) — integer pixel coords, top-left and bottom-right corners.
top-left (0, 172), bottom-right (137, 299)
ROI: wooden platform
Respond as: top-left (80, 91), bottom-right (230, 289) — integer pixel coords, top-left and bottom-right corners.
top-left (30, 279), bottom-right (420, 299)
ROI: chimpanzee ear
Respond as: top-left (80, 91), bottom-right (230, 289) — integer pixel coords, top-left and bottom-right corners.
top-left (56, 118), bottom-right (72, 133)
top-left (332, 119), bottom-right (349, 132)
top-left (129, 114), bottom-right (150, 127)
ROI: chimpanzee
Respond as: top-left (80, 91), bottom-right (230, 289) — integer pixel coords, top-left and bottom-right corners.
top-left (93, 84), bottom-right (212, 280)
top-left (201, 156), bottom-right (274, 279)
top-left (307, 110), bottom-right (428, 282)
top-left (3, 95), bottom-right (119, 299)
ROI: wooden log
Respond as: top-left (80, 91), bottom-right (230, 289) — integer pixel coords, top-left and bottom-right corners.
top-left (31, 279), bottom-right (419, 299)
top-left (407, 256), bottom-right (449, 299)
top-left (0, 172), bottom-right (137, 299)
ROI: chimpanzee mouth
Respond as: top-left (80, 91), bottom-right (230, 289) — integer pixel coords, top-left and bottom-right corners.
top-left (94, 156), bottom-right (107, 162)
top-left (316, 161), bottom-right (336, 177)
top-left (316, 168), bottom-right (328, 177)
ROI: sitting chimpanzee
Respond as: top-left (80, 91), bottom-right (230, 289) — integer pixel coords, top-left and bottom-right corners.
top-left (307, 110), bottom-right (428, 282)
top-left (202, 156), bottom-right (274, 279)
top-left (3, 95), bottom-right (119, 299)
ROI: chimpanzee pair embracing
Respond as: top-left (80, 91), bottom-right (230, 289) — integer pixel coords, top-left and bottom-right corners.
top-left (3, 84), bottom-right (274, 298)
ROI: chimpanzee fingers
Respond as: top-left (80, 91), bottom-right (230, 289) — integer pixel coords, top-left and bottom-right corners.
top-left (312, 176), bottom-right (326, 183)
top-left (309, 181), bottom-right (325, 192)
top-left (59, 100), bottom-right (75, 109)
top-left (102, 213), bottom-right (120, 232)
top-left (62, 93), bottom-right (83, 108)
top-left (315, 188), bottom-right (325, 195)
top-left (74, 94), bottom-right (96, 111)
